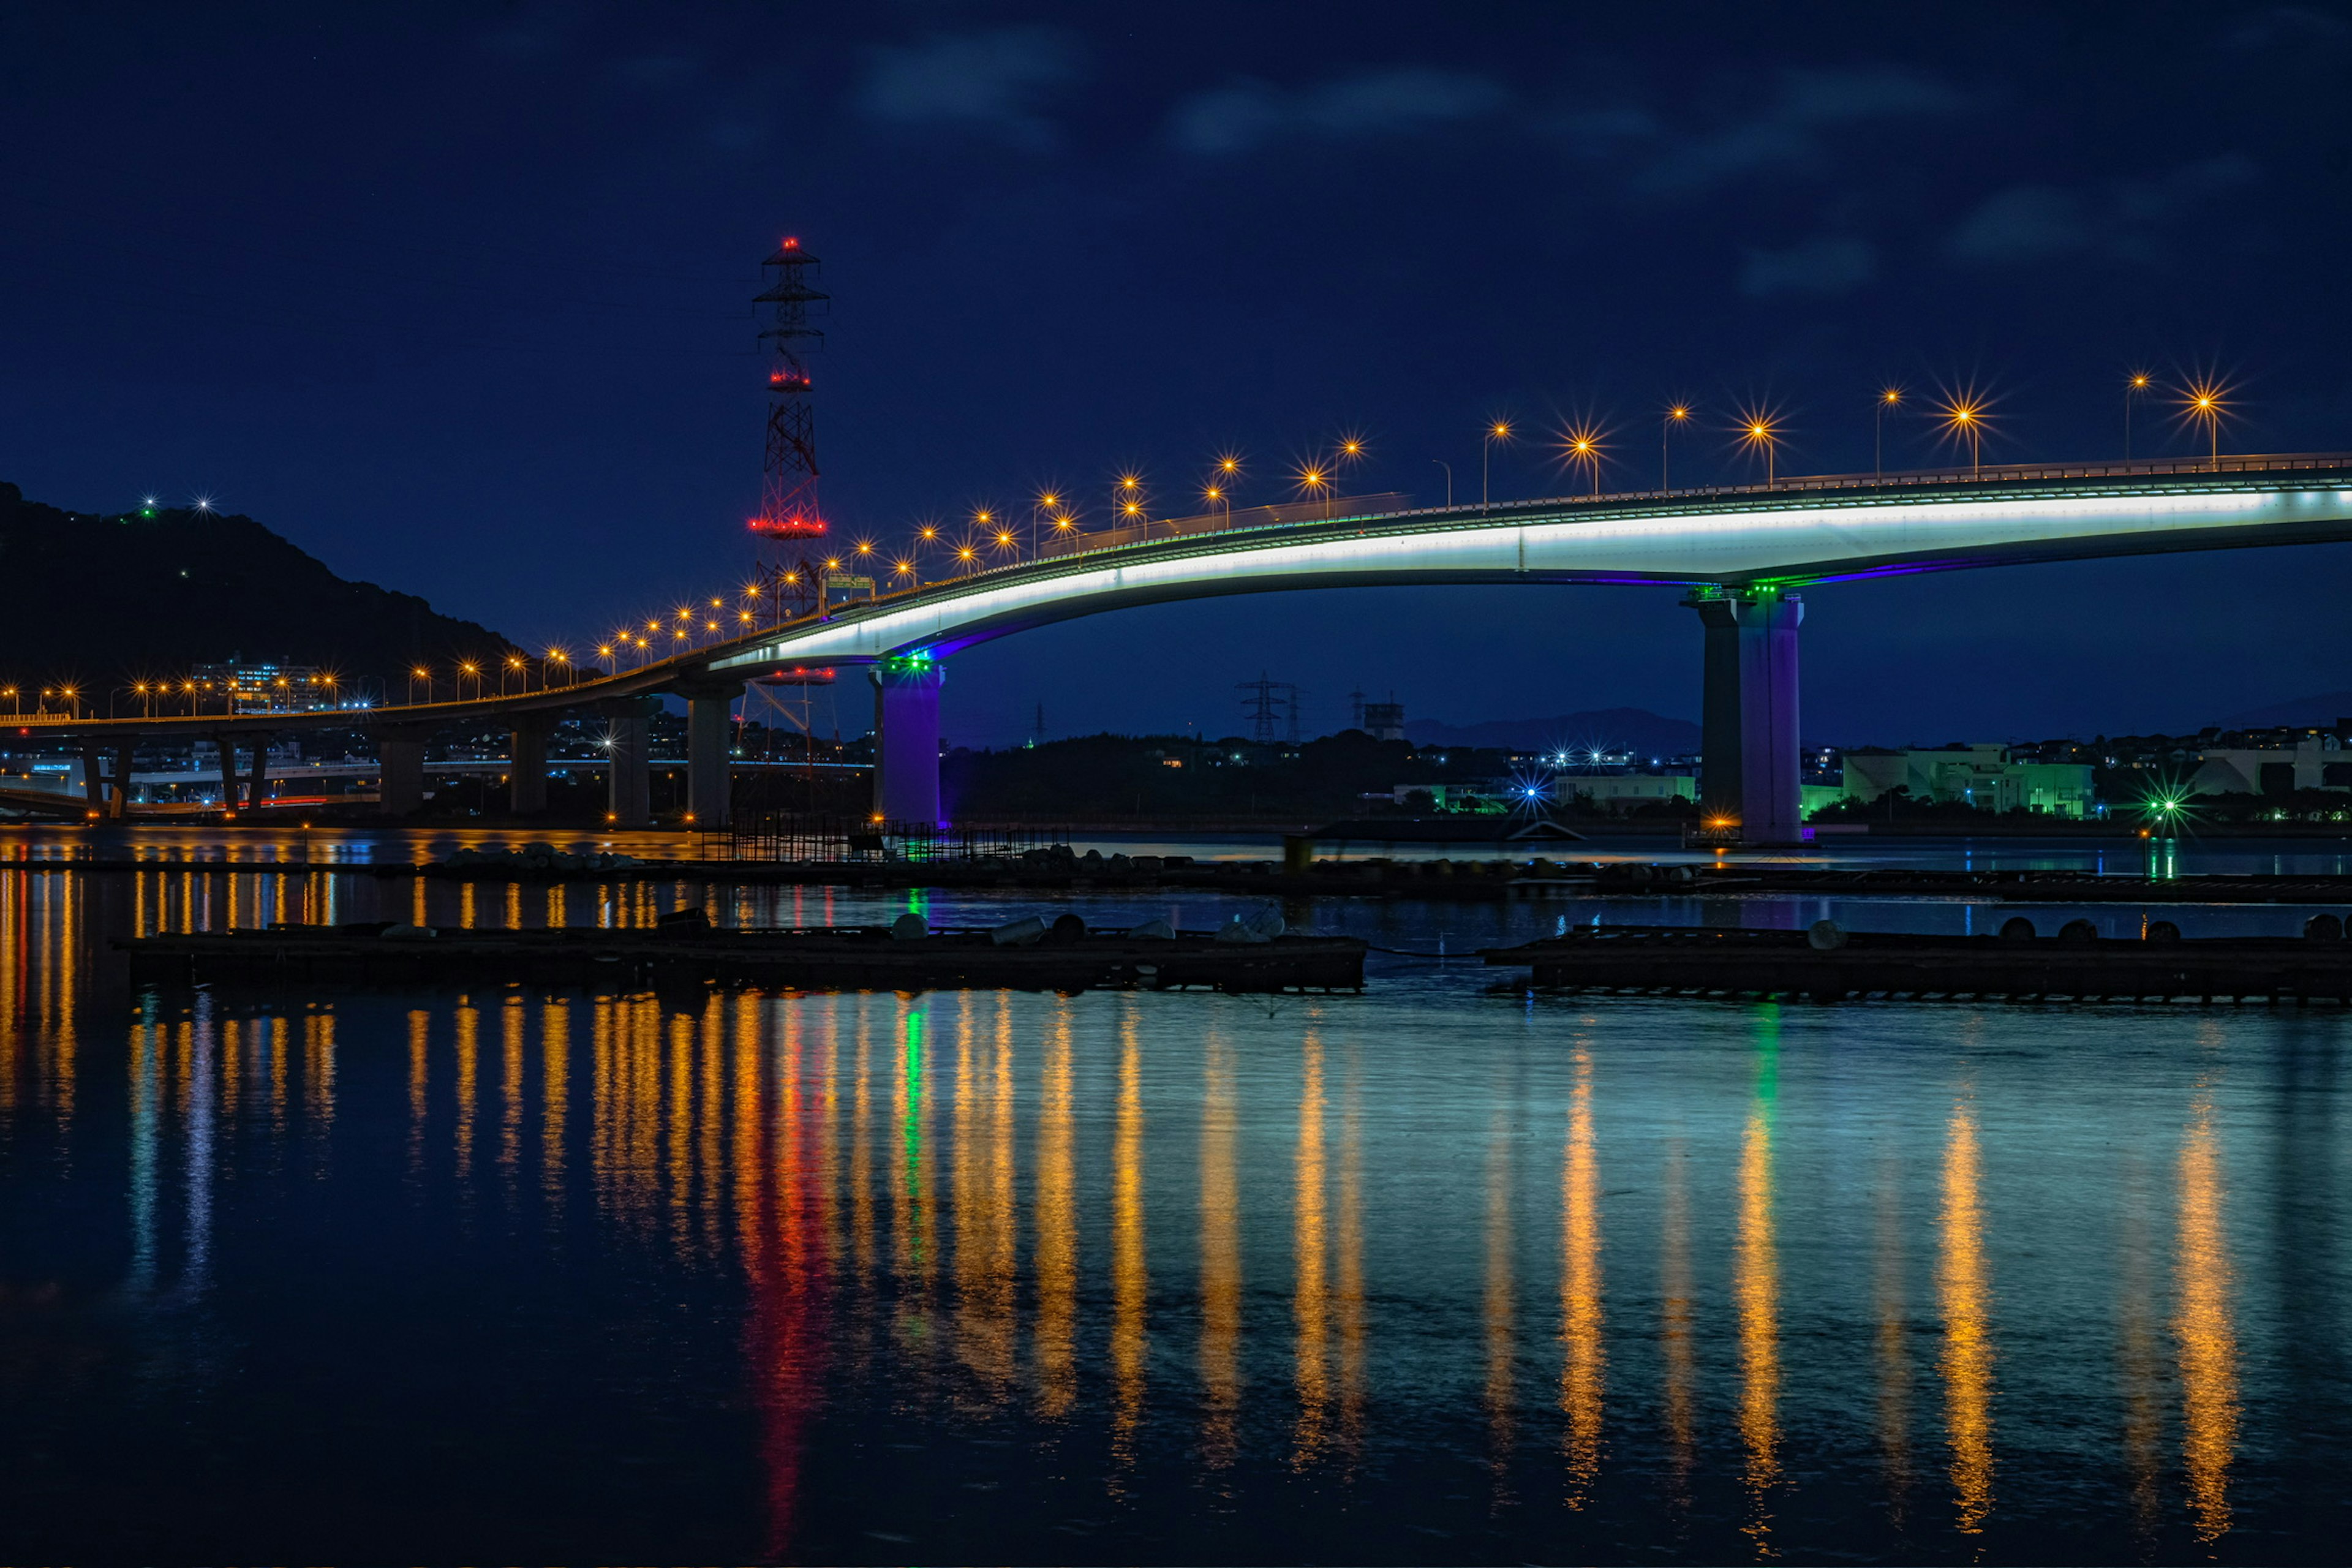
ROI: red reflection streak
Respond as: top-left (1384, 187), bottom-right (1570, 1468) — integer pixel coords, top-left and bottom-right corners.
top-left (744, 1006), bottom-right (833, 1557)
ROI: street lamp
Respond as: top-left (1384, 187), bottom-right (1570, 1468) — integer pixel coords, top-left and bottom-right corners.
top-left (1293, 462), bottom-right (1331, 518)
top-left (1482, 420), bottom-right (1512, 510)
top-left (458, 661), bottom-right (481, 700)
top-left (2125, 371), bottom-right (2152, 461)
top-left (410, 665), bottom-right (431, 704)
top-left (1661, 406), bottom-right (1691, 490)
top-left (1736, 409), bottom-right (1782, 485)
top-left (1937, 394), bottom-right (1987, 477)
top-left (1561, 424), bottom-right (1605, 497)
top-left (1874, 386), bottom-right (1903, 479)
top-left (504, 654), bottom-right (526, 695)
top-left (2182, 380), bottom-right (2228, 467)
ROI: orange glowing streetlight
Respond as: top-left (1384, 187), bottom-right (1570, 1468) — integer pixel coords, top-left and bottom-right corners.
top-left (2124, 371), bottom-right (2153, 461)
top-left (458, 660), bottom-right (481, 699)
top-left (548, 647), bottom-right (572, 688)
top-left (409, 665), bottom-right (431, 703)
top-left (1561, 424), bottom-right (1607, 497)
top-left (893, 559), bottom-right (917, 586)
top-left (1874, 386), bottom-right (1903, 479)
top-left (1736, 407), bottom-right (1784, 484)
top-left (2180, 379), bottom-right (2228, 467)
top-left (1294, 462), bottom-right (1332, 517)
top-left (1936, 391), bottom-right (1988, 477)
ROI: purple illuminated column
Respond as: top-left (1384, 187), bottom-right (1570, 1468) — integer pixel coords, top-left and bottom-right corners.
top-left (870, 658), bottom-right (945, 828)
top-left (1732, 590), bottom-right (1804, 843)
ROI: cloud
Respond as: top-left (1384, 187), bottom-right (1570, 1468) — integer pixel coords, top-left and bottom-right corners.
top-left (1635, 66), bottom-right (1968, 192)
top-left (2226, 6), bottom-right (2352, 52)
top-left (1167, 68), bottom-right (1512, 156)
top-left (1950, 155), bottom-right (2260, 265)
top-left (856, 28), bottom-right (1084, 148)
top-left (1740, 235), bottom-right (1877, 296)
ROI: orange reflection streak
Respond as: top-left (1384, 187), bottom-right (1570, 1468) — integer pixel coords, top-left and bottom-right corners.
top-left (541, 998), bottom-right (569, 1215)
top-left (590, 995), bottom-right (616, 1216)
top-left (668, 1011), bottom-right (695, 1257)
top-left (303, 1008), bottom-right (335, 1150)
top-left (221, 1017), bottom-right (241, 1117)
top-left (1109, 1004), bottom-right (1147, 1474)
top-left (1293, 1030), bottom-right (1331, 1468)
top-left (1939, 1103), bottom-right (1993, 1536)
top-left (453, 997), bottom-right (479, 1182)
top-left (818, 996), bottom-right (844, 1284)
top-left (1199, 1028), bottom-right (1242, 1471)
top-left (406, 1008), bottom-right (428, 1174)
top-left (1659, 1133), bottom-right (1695, 1515)
top-left (545, 884), bottom-right (566, 930)
top-left (500, 995), bottom-right (526, 1183)
top-left (850, 1007), bottom-right (875, 1287)
top-left (459, 880), bottom-right (477, 930)
top-left (1736, 1097), bottom-right (1780, 1552)
top-left (1483, 1096), bottom-right (1517, 1500)
top-left (412, 875), bottom-right (427, 928)
top-left (1875, 1160), bottom-right (1912, 1528)
top-left (1036, 1003), bottom-right (1077, 1417)
top-left (503, 879), bottom-right (522, 931)
top-left (267, 1014), bottom-right (288, 1132)
top-left (2176, 1085), bottom-right (2238, 1546)
top-left (1559, 1046), bottom-right (1604, 1507)
top-left (700, 995), bottom-right (726, 1260)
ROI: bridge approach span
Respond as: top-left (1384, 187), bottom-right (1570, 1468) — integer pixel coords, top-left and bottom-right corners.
top-left (710, 459), bottom-right (2352, 835)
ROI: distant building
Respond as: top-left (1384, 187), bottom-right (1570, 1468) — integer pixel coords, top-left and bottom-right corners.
top-left (2188, 733), bottom-right (2352, 795)
top-left (1840, 744), bottom-right (2095, 818)
top-left (1362, 701), bottom-right (1405, 741)
top-left (1561, 774), bottom-right (1695, 813)
top-left (188, 661), bottom-right (350, 714)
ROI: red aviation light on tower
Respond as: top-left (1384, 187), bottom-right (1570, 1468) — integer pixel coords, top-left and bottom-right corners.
top-left (747, 234), bottom-right (829, 540)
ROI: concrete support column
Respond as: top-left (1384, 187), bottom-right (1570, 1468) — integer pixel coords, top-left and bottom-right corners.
top-left (1732, 590), bottom-right (1804, 843)
top-left (213, 734), bottom-right (240, 812)
top-left (870, 658), bottom-right (945, 828)
top-left (684, 689), bottom-right (736, 829)
top-left (509, 719), bottom-right (550, 816)
top-left (1684, 594), bottom-right (1743, 823)
top-left (113, 738), bottom-right (137, 816)
top-left (246, 729), bottom-right (273, 814)
top-left (80, 742), bottom-right (104, 813)
top-left (601, 698), bottom-right (655, 828)
top-left (374, 728), bottom-right (430, 817)
top-left (1686, 588), bottom-right (1806, 843)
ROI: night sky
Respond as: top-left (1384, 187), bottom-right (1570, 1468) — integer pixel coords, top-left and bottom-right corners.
top-left (6, 3), bottom-right (2350, 747)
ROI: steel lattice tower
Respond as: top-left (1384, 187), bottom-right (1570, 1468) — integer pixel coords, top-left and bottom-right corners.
top-left (748, 236), bottom-right (827, 542)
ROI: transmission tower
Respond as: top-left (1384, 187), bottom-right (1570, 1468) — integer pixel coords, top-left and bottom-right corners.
top-left (1238, 673), bottom-right (1281, 744)
top-left (748, 236), bottom-right (828, 546)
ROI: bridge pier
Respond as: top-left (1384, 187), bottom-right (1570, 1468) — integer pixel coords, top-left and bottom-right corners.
top-left (113, 738), bottom-right (136, 817)
top-left (871, 658), bottom-right (944, 828)
top-left (211, 734), bottom-right (240, 812)
top-left (245, 729), bottom-right (273, 813)
top-left (373, 726), bottom-right (430, 816)
top-left (1686, 588), bottom-right (1806, 844)
top-left (674, 678), bottom-right (742, 829)
top-left (508, 718), bottom-right (550, 816)
top-left (601, 698), bottom-right (655, 828)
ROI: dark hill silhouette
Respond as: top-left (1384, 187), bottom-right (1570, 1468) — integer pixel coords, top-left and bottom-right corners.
top-left (0, 481), bottom-right (514, 698)
top-left (2217, 692), bottom-right (2352, 729)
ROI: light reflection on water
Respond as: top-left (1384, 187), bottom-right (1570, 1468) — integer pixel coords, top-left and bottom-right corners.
top-left (0, 859), bottom-right (2343, 1561)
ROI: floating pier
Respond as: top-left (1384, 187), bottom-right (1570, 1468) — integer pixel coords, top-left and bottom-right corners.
top-left (120, 921), bottom-right (1366, 995)
top-left (1483, 921), bottom-right (2352, 1003)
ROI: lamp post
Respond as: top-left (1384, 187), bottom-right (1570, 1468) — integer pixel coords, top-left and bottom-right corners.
top-left (1430, 459), bottom-right (1452, 507)
top-left (1874, 386), bottom-right (1902, 479)
top-left (1563, 427), bottom-right (1604, 497)
top-left (1739, 413), bottom-right (1781, 486)
top-left (1483, 420), bottom-right (1512, 510)
top-left (2125, 372), bottom-right (2152, 461)
top-left (1941, 398), bottom-right (1985, 477)
top-left (2184, 382), bottom-right (2226, 468)
top-left (1662, 405), bottom-right (1691, 489)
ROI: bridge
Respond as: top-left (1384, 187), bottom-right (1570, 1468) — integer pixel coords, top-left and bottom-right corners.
top-left (21, 453), bottom-right (2352, 841)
